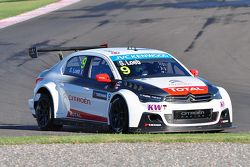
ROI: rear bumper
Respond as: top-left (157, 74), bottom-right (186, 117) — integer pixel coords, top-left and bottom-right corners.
top-left (28, 98), bottom-right (36, 117)
top-left (129, 108), bottom-right (233, 133)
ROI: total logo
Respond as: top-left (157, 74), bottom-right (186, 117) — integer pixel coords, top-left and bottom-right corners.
top-left (163, 86), bottom-right (208, 95)
top-left (168, 87), bottom-right (204, 92)
top-left (148, 104), bottom-right (167, 111)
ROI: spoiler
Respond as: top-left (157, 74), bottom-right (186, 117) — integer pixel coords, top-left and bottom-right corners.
top-left (28, 43), bottom-right (108, 59)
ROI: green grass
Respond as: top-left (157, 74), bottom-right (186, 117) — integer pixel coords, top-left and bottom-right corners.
top-left (0, 0), bottom-right (57, 19)
top-left (0, 133), bottom-right (250, 145)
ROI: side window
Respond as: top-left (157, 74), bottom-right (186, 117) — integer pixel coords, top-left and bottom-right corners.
top-left (89, 57), bottom-right (113, 79)
top-left (64, 56), bottom-right (87, 77)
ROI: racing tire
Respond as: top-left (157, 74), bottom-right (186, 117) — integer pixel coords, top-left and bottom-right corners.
top-left (35, 93), bottom-right (62, 131)
top-left (109, 97), bottom-right (129, 133)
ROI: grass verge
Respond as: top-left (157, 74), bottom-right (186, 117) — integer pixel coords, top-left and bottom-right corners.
top-left (0, 133), bottom-right (250, 145)
top-left (0, 0), bottom-right (57, 19)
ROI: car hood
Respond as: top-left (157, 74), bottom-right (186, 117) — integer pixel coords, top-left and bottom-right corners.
top-left (135, 76), bottom-right (209, 95)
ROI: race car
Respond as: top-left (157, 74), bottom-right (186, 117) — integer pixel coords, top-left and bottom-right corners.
top-left (28, 44), bottom-right (232, 133)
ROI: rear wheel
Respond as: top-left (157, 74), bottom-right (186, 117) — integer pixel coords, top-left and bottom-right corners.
top-left (35, 93), bottom-right (62, 131)
top-left (109, 97), bottom-right (129, 133)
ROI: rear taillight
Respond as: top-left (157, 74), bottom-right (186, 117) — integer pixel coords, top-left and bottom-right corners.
top-left (35, 78), bottom-right (43, 84)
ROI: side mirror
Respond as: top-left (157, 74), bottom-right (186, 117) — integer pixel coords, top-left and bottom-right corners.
top-left (96, 73), bottom-right (111, 83)
top-left (190, 69), bottom-right (199, 77)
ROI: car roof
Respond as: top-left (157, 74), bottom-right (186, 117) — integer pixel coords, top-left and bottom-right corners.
top-left (76, 47), bottom-right (172, 58)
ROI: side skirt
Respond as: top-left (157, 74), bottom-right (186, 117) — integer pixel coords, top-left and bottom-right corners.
top-left (54, 118), bottom-right (109, 127)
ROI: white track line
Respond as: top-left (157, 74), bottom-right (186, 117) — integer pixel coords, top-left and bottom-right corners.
top-left (0, 0), bottom-right (80, 29)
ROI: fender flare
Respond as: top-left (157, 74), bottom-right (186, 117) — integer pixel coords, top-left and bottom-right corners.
top-left (34, 82), bottom-right (59, 118)
top-left (110, 89), bottom-right (144, 127)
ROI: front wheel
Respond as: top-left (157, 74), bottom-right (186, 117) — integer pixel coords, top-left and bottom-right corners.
top-left (109, 97), bottom-right (129, 133)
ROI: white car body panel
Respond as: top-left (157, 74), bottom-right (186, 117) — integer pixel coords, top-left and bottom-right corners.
top-left (28, 47), bottom-right (233, 132)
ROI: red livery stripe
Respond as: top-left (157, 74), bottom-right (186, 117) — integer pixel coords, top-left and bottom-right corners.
top-left (163, 86), bottom-right (208, 95)
top-left (67, 108), bottom-right (108, 123)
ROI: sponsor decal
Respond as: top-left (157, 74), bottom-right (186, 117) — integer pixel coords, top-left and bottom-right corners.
top-left (67, 110), bottom-right (81, 118)
top-left (148, 104), bottom-right (167, 111)
top-left (169, 80), bottom-right (185, 84)
top-left (221, 120), bottom-right (229, 123)
top-left (220, 101), bottom-right (225, 108)
top-left (110, 53), bottom-right (172, 61)
top-left (175, 110), bottom-right (208, 119)
top-left (168, 80), bottom-right (191, 86)
top-left (107, 93), bottom-right (112, 100)
top-left (144, 123), bottom-right (162, 127)
top-left (93, 90), bottom-right (108, 100)
top-left (67, 108), bottom-right (108, 122)
top-left (163, 86), bottom-right (208, 95)
top-left (180, 110), bottom-right (205, 116)
top-left (68, 95), bottom-right (91, 105)
top-left (105, 50), bottom-right (120, 54)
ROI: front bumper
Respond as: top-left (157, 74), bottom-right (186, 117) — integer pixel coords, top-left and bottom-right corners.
top-left (129, 108), bottom-right (232, 133)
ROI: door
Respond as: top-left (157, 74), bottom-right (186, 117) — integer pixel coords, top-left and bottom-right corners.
top-left (61, 55), bottom-right (114, 124)
top-left (85, 56), bottom-right (115, 122)
top-left (62, 55), bottom-right (94, 120)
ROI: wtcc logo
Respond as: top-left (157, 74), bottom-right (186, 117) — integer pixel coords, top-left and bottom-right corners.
top-left (148, 104), bottom-right (167, 111)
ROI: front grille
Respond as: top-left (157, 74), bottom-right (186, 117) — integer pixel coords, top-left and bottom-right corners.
top-left (165, 94), bottom-right (212, 103)
top-left (165, 109), bottom-right (218, 124)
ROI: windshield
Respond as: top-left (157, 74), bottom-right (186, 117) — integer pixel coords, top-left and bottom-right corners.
top-left (111, 53), bottom-right (191, 79)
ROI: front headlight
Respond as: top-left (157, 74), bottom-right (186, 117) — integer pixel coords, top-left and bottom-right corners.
top-left (213, 90), bottom-right (222, 99)
top-left (139, 94), bottom-right (164, 103)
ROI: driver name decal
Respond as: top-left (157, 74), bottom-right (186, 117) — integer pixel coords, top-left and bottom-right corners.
top-left (118, 60), bottom-right (141, 66)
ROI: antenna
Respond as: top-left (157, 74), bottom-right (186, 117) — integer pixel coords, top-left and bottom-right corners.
top-left (127, 40), bottom-right (131, 50)
top-left (127, 40), bottom-right (137, 51)
top-left (127, 39), bottom-right (134, 50)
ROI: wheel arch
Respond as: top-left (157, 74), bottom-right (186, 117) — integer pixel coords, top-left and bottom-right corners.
top-left (34, 82), bottom-right (60, 118)
top-left (36, 87), bottom-right (53, 110)
top-left (109, 89), bottom-right (144, 128)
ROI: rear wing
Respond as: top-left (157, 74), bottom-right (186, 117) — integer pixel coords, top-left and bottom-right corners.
top-left (28, 43), bottom-right (108, 59)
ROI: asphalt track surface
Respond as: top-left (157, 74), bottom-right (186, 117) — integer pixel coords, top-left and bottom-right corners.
top-left (0, 0), bottom-right (250, 136)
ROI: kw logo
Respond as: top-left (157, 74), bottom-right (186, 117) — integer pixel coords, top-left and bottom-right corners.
top-left (148, 104), bottom-right (167, 111)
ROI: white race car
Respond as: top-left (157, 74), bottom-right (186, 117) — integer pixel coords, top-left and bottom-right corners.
top-left (28, 44), bottom-right (232, 133)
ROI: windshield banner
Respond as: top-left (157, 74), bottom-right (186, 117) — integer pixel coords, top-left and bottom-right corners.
top-left (110, 53), bottom-right (172, 61)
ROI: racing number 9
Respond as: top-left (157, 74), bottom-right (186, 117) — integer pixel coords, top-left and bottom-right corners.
top-left (120, 66), bottom-right (131, 75)
top-left (81, 57), bottom-right (87, 69)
